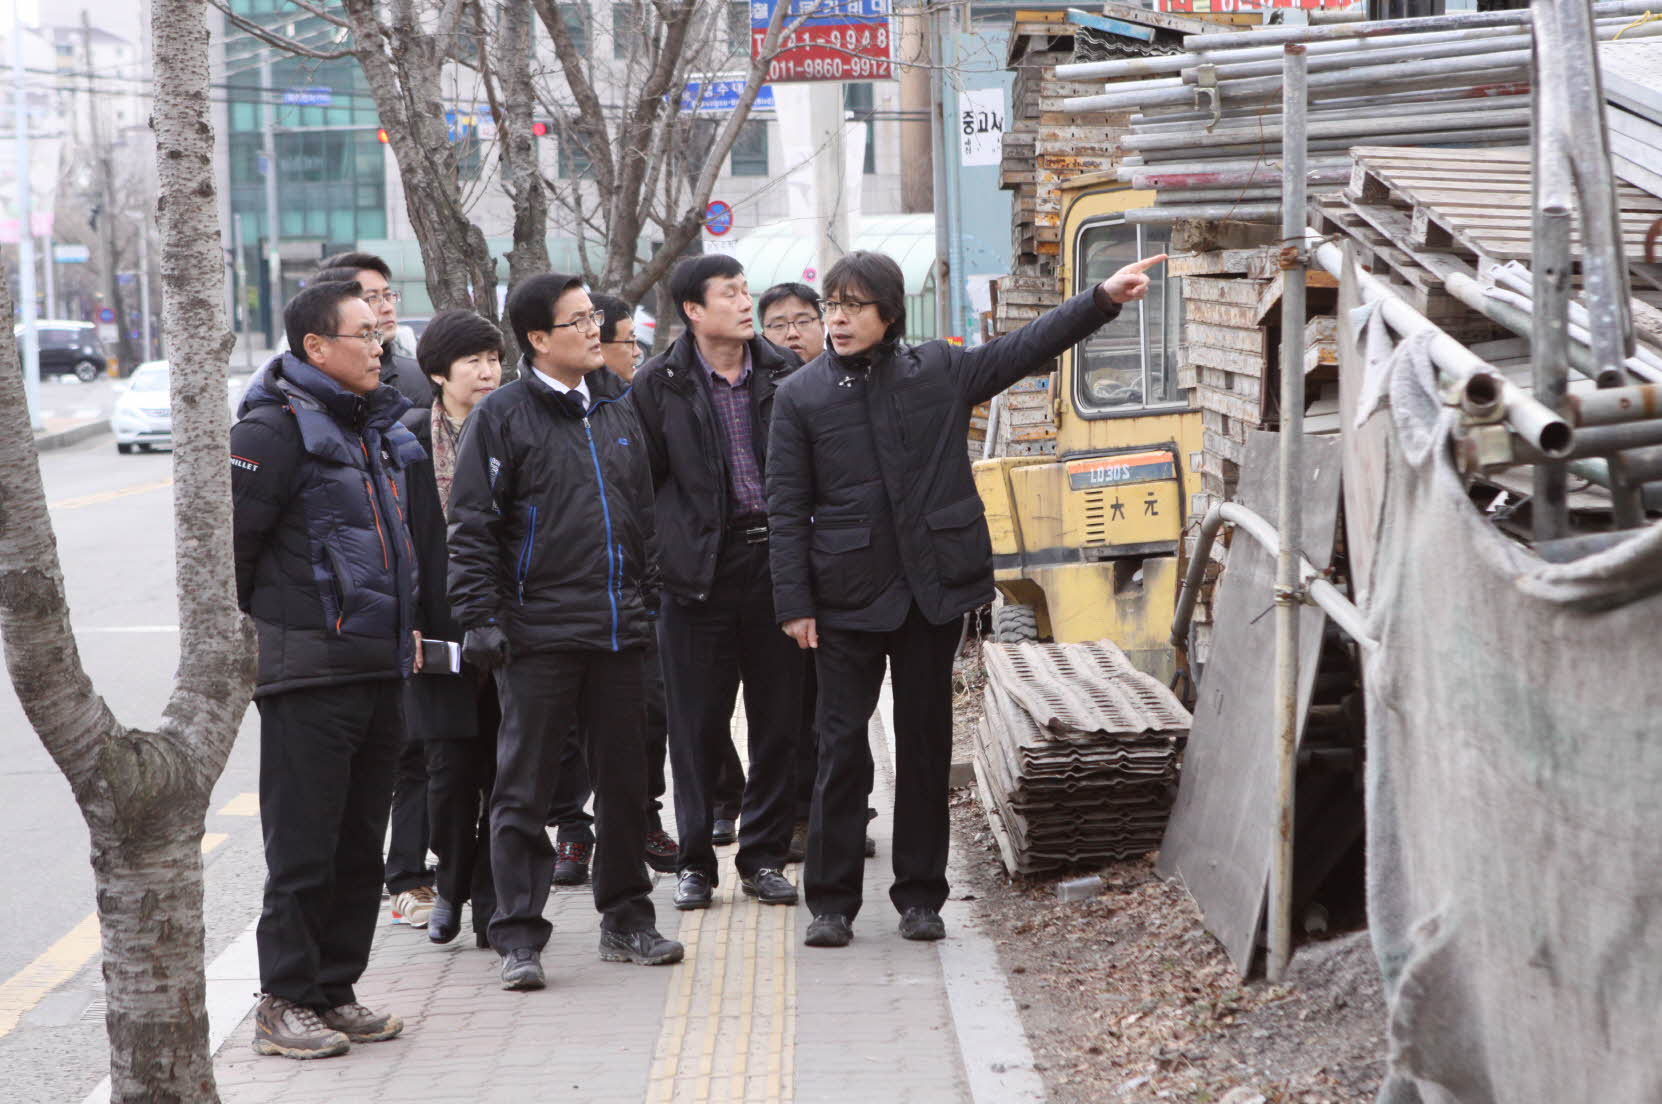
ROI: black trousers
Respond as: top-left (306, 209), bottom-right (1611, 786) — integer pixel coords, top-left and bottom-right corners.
top-left (384, 733), bottom-right (433, 893)
top-left (547, 635), bottom-right (671, 841)
top-left (712, 730), bottom-right (746, 823)
top-left (794, 654), bottom-right (819, 820)
top-left (489, 648), bottom-right (654, 952)
top-left (427, 687), bottom-right (500, 931)
top-left (660, 538), bottom-right (803, 881)
top-left (808, 604), bottom-right (960, 922)
top-left (256, 680), bottom-right (401, 1008)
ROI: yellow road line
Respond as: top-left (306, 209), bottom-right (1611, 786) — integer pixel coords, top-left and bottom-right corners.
top-left (0, 912), bottom-right (100, 1040)
top-left (50, 478), bottom-right (173, 512)
top-left (217, 792), bottom-right (259, 817)
top-left (0, 829), bottom-right (234, 1041)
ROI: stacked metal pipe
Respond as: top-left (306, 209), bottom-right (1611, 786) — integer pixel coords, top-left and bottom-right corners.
top-left (1048, 0), bottom-right (1662, 222)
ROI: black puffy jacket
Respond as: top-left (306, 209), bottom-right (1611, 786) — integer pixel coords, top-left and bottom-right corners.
top-left (445, 361), bottom-right (655, 654)
top-left (231, 353), bottom-right (425, 696)
top-left (766, 289), bottom-right (1121, 632)
top-left (630, 332), bottom-right (799, 603)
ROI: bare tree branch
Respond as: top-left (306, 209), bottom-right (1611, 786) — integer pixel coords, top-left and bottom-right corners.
top-left (208, 0), bottom-right (355, 60)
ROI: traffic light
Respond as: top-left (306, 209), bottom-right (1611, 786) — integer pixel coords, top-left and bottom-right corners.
top-left (376, 127), bottom-right (390, 144)
top-left (530, 121), bottom-right (551, 137)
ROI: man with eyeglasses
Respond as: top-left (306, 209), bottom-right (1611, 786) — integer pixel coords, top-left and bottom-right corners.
top-left (316, 252), bottom-right (434, 409)
top-left (231, 281), bottom-right (425, 1058)
top-left (448, 273), bottom-right (682, 991)
top-left (631, 254), bottom-right (805, 916)
top-left (544, 292), bottom-right (681, 885)
top-left (766, 249), bottom-right (1165, 949)
top-left (758, 282), bottom-right (826, 364)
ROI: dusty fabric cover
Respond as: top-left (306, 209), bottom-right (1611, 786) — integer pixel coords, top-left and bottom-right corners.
top-left (1363, 330), bottom-right (1662, 1103)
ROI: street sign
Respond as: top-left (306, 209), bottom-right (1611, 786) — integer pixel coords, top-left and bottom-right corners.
top-left (97, 307), bottom-right (115, 323)
top-left (117, 272), bottom-right (136, 286)
top-left (283, 87), bottom-right (333, 107)
top-left (959, 87), bottom-right (1006, 167)
top-left (802, 266), bottom-right (817, 282)
top-left (53, 243), bottom-right (90, 264)
top-left (751, 0), bottom-right (893, 83)
top-left (704, 200), bottom-right (735, 236)
top-left (680, 78), bottom-right (776, 114)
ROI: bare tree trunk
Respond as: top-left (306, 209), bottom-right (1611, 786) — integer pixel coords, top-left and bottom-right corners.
top-left (493, 0), bottom-right (550, 290)
top-left (340, 0), bottom-right (501, 326)
top-left (0, 1), bottom-right (254, 1099)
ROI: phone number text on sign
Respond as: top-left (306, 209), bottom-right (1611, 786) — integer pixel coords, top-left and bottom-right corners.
top-left (752, 24), bottom-right (892, 82)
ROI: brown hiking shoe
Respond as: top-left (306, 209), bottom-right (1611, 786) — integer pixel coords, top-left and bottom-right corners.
top-left (251, 994), bottom-right (350, 1059)
top-left (321, 1001), bottom-right (404, 1042)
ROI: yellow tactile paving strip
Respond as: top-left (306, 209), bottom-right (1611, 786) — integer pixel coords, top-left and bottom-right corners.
top-left (646, 703), bottom-right (797, 1104)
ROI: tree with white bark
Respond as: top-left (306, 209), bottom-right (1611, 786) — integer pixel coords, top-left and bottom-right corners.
top-left (0, 0), bottom-right (253, 1100)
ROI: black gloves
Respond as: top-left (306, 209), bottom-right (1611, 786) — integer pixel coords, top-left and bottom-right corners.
top-left (462, 624), bottom-right (511, 671)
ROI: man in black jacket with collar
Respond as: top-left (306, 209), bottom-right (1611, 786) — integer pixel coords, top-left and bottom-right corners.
top-left (631, 255), bottom-right (803, 913)
top-left (316, 251), bottom-right (433, 410)
top-left (231, 281), bottom-right (425, 1057)
top-left (447, 273), bottom-right (682, 991)
top-left (766, 249), bottom-right (1165, 949)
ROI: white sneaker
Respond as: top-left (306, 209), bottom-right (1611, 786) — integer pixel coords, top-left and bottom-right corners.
top-left (390, 885), bottom-right (436, 928)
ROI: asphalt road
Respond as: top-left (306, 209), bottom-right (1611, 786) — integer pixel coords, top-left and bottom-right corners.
top-left (0, 433), bottom-right (269, 1102)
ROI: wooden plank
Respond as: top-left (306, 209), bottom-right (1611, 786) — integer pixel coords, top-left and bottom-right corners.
top-left (1182, 276), bottom-right (1262, 307)
top-left (1253, 267), bottom-right (1340, 323)
top-left (1196, 384), bottom-right (1263, 425)
top-left (1168, 248), bottom-right (1266, 276)
top-left (1184, 298), bottom-right (1260, 328)
top-left (1200, 366), bottom-right (1261, 400)
top-left (1202, 427), bottom-right (1243, 465)
top-left (1183, 341), bottom-right (1266, 378)
top-left (1187, 321), bottom-right (1267, 356)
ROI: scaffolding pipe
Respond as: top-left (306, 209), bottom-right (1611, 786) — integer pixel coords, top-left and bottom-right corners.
top-left (1179, 0), bottom-right (1657, 51)
top-left (1269, 43), bottom-right (1307, 989)
top-left (1064, 59), bottom-right (1528, 112)
top-left (1171, 502), bottom-right (1377, 656)
top-left (1184, 30), bottom-right (1540, 82)
top-left (1120, 107), bottom-right (1530, 151)
top-left (1476, 283), bottom-right (1662, 384)
top-left (1569, 384), bottom-right (1662, 427)
top-left (1126, 204), bottom-right (1284, 223)
top-left (1128, 93), bottom-right (1533, 132)
top-left (1530, 3), bottom-right (1574, 540)
top-left (1309, 236), bottom-right (1574, 457)
top-left (1128, 165), bottom-right (1352, 190)
top-left (1441, 272), bottom-right (1613, 386)
top-left (1490, 263), bottom-right (1662, 377)
top-left (1133, 126), bottom-right (1531, 162)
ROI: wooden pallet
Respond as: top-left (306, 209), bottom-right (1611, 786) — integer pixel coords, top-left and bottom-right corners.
top-left (1345, 145), bottom-right (1662, 265)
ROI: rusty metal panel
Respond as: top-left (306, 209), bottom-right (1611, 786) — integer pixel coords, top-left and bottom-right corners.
top-left (1155, 430), bottom-right (1343, 975)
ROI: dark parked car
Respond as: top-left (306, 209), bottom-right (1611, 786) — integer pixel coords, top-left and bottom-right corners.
top-left (15, 321), bottom-right (111, 382)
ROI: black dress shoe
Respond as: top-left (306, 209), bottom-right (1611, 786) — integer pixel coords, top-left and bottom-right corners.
top-left (711, 818), bottom-right (737, 846)
top-left (804, 914), bottom-right (853, 947)
top-left (499, 947), bottom-right (545, 990)
top-left (899, 906), bottom-right (946, 942)
top-left (599, 927), bottom-right (685, 965)
top-left (674, 870), bottom-right (713, 910)
top-left (740, 868), bottom-right (798, 905)
top-left (427, 895), bottom-right (461, 945)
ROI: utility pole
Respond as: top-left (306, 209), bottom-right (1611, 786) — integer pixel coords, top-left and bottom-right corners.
top-left (137, 222), bottom-right (151, 360)
top-left (260, 54), bottom-right (281, 348)
top-left (83, 9), bottom-right (134, 374)
top-left (13, 5), bottom-right (42, 429)
top-left (42, 228), bottom-right (55, 317)
top-left (809, 81), bottom-right (848, 285)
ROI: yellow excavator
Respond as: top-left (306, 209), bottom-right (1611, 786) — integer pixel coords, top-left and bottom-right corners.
top-left (974, 178), bottom-right (1200, 681)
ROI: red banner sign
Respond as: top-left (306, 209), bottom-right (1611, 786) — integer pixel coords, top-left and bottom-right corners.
top-left (752, 21), bottom-right (893, 83)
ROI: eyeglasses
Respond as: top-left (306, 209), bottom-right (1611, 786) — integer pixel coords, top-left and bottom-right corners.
top-left (322, 331), bottom-right (385, 350)
top-left (603, 339), bottom-right (644, 364)
top-left (361, 290), bottom-right (401, 307)
top-left (822, 298), bottom-right (876, 318)
top-left (550, 309), bottom-right (608, 334)
top-left (763, 314), bottom-right (822, 336)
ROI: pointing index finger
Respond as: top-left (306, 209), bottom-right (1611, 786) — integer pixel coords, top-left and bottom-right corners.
top-left (1126, 253), bottom-right (1169, 274)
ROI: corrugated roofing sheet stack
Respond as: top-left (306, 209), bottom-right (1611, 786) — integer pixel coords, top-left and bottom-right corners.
top-left (1049, 0), bottom-right (1662, 224)
top-left (972, 640), bottom-right (1189, 876)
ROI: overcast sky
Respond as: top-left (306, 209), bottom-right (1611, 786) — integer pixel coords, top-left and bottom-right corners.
top-left (46, 0), bottom-right (143, 44)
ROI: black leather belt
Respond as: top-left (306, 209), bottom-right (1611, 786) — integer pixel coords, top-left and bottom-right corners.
top-left (728, 518), bottom-right (769, 545)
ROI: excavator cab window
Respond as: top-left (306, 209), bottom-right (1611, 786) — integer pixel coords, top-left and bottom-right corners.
top-left (1072, 217), bottom-right (1185, 417)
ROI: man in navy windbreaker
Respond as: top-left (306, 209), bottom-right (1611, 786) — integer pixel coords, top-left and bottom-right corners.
top-left (446, 272), bottom-right (684, 991)
top-left (231, 281), bottom-right (425, 1060)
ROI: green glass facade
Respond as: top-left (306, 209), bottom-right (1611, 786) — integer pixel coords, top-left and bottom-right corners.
top-left (225, 2), bottom-right (387, 339)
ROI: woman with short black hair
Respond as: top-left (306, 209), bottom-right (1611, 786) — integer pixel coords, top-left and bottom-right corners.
top-left (402, 308), bottom-right (505, 947)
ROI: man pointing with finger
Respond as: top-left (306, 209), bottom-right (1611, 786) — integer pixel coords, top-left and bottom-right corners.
top-left (765, 249), bottom-right (1166, 949)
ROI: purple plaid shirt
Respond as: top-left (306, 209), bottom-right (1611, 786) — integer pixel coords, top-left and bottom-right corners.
top-left (695, 344), bottom-right (768, 519)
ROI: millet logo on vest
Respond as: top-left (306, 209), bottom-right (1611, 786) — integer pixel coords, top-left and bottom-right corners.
top-left (230, 455), bottom-right (260, 473)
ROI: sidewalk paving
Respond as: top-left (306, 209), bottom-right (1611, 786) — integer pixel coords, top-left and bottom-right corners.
top-left (210, 691), bottom-right (1042, 1104)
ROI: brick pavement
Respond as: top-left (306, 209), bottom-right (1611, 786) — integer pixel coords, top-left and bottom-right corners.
top-left (212, 701), bottom-right (1016, 1104)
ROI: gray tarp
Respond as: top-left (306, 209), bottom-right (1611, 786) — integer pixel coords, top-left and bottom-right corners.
top-left (1362, 326), bottom-right (1662, 1103)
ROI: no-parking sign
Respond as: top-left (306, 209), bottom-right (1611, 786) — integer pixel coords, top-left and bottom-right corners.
top-left (704, 200), bottom-right (734, 236)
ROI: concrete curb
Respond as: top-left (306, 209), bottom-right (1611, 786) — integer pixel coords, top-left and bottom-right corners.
top-left (34, 420), bottom-right (110, 453)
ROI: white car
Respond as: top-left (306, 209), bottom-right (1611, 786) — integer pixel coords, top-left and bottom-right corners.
top-left (112, 361), bottom-right (173, 453)
top-left (113, 361), bottom-right (249, 454)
